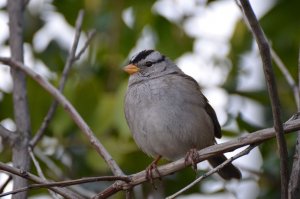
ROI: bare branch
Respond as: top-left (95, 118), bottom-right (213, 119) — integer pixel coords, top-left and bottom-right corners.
top-left (0, 175), bottom-right (12, 194)
top-left (34, 147), bottom-right (63, 178)
top-left (236, 0), bottom-right (300, 109)
top-left (289, 135), bottom-right (300, 199)
top-left (30, 10), bottom-right (86, 148)
top-left (73, 30), bottom-right (97, 62)
top-left (1, 151), bottom-right (128, 198)
top-left (60, 10), bottom-right (84, 90)
top-left (0, 175), bottom-right (130, 198)
top-left (237, 1), bottom-right (299, 196)
top-left (29, 148), bottom-right (60, 199)
top-left (299, 48), bottom-right (300, 94)
top-left (288, 49), bottom-right (300, 199)
top-left (166, 145), bottom-right (256, 199)
top-left (271, 49), bottom-right (300, 108)
top-left (0, 162), bottom-right (85, 199)
top-left (94, 115), bottom-right (300, 198)
top-left (238, 0), bottom-right (289, 197)
top-left (7, 1), bottom-right (32, 198)
top-left (270, 50), bottom-right (300, 198)
top-left (34, 147), bottom-right (97, 198)
top-left (0, 57), bottom-right (124, 176)
top-left (29, 149), bottom-right (45, 179)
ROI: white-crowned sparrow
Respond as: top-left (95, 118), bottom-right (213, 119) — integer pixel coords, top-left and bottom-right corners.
top-left (124, 49), bottom-right (241, 180)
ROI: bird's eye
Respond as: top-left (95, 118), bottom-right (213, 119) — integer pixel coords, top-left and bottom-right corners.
top-left (145, 61), bottom-right (153, 67)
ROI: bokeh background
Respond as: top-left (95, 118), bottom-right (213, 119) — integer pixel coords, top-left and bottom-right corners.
top-left (0, 0), bottom-right (300, 198)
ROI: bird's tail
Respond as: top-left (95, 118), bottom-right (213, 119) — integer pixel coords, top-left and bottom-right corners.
top-left (208, 155), bottom-right (242, 180)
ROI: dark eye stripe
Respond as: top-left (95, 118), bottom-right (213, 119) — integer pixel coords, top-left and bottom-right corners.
top-left (144, 55), bottom-right (165, 67)
top-left (130, 50), bottom-right (154, 64)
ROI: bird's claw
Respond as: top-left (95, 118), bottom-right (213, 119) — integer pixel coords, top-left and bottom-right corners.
top-left (145, 156), bottom-right (162, 189)
top-left (185, 148), bottom-right (200, 171)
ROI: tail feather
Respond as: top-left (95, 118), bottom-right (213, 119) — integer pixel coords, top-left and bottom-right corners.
top-left (208, 155), bottom-right (242, 180)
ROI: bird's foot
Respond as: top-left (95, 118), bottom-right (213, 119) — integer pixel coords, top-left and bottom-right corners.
top-left (146, 155), bottom-right (162, 188)
top-left (184, 148), bottom-right (200, 171)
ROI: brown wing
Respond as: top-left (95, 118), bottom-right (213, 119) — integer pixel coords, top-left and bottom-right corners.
top-left (205, 102), bottom-right (221, 138)
top-left (178, 72), bottom-right (222, 139)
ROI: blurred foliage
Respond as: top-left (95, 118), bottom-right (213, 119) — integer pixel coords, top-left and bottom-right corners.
top-left (0, 0), bottom-right (300, 198)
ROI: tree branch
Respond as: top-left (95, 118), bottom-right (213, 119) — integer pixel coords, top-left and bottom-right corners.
top-left (29, 148), bottom-right (60, 198)
top-left (30, 10), bottom-right (86, 148)
top-left (94, 115), bottom-right (300, 198)
top-left (0, 175), bottom-right (12, 194)
top-left (288, 49), bottom-right (300, 199)
top-left (34, 147), bottom-right (64, 178)
top-left (271, 49), bottom-right (300, 108)
top-left (0, 57), bottom-right (124, 177)
top-left (238, 0), bottom-right (289, 198)
top-left (166, 145), bottom-right (256, 199)
top-left (73, 30), bottom-right (97, 62)
top-left (1, 149), bottom-right (129, 198)
top-left (0, 162), bottom-right (85, 199)
top-left (0, 175), bottom-right (130, 198)
top-left (7, 1), bottom-right (32, 198)
top-left (2, 111), bottom-right (300, 198)
top-left (33, 147), bottom-right (96, 197)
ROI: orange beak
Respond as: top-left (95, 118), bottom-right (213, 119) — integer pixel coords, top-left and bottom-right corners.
top-left (123, 64), bottom-right (140, 75)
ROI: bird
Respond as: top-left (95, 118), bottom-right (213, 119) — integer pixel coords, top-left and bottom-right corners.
top-left (123, 49), bottom-right (241, 180)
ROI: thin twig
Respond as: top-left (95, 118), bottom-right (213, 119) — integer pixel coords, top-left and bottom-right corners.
top-left (34, 146), bottom-right (94, 198)
top-left (271, 49), bottom-right (300, 108)
top-left (93, 114), bottom-right (300, 199)
top-left (166, 145), bottom-right (256, 199)
top-left (288, 49), bottom-right (300, 198)
top-left (0, 57), bottom-right (124, 176)
top-left (30, 10), bottom-right (85, 148)
top-left (73, 30), bottom-right (97, 62)
top-left (34, 147), bottom-right (63, 178)
top-left (238, 1), bottom-right (289, 198)
top-left (0, 175), bottom-right (12, 193)
top-left (236, 0), bottom-right (299, 108)
top-left (60, 10), bottom-right (84, 90)
top-left (298, 48), bottom-right (300, 109)
top-left (0, 175), bottom-right (130, 198)
top-left (29, 148), bottom-right (60, 199)
top-left (29, 149), bottom-right (45, 179)
top-left (0, 162), bottom-right (85, 199)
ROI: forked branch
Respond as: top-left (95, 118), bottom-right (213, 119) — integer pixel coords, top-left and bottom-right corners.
top-left (238, 0), bottom-right (289, 197)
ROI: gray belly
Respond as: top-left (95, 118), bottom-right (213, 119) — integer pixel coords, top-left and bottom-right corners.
top-left (125, 91), bottom-right (215, 160)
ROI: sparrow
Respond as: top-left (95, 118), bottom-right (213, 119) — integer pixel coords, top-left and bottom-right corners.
top-left (123, 49), bottom-right (241, 180)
